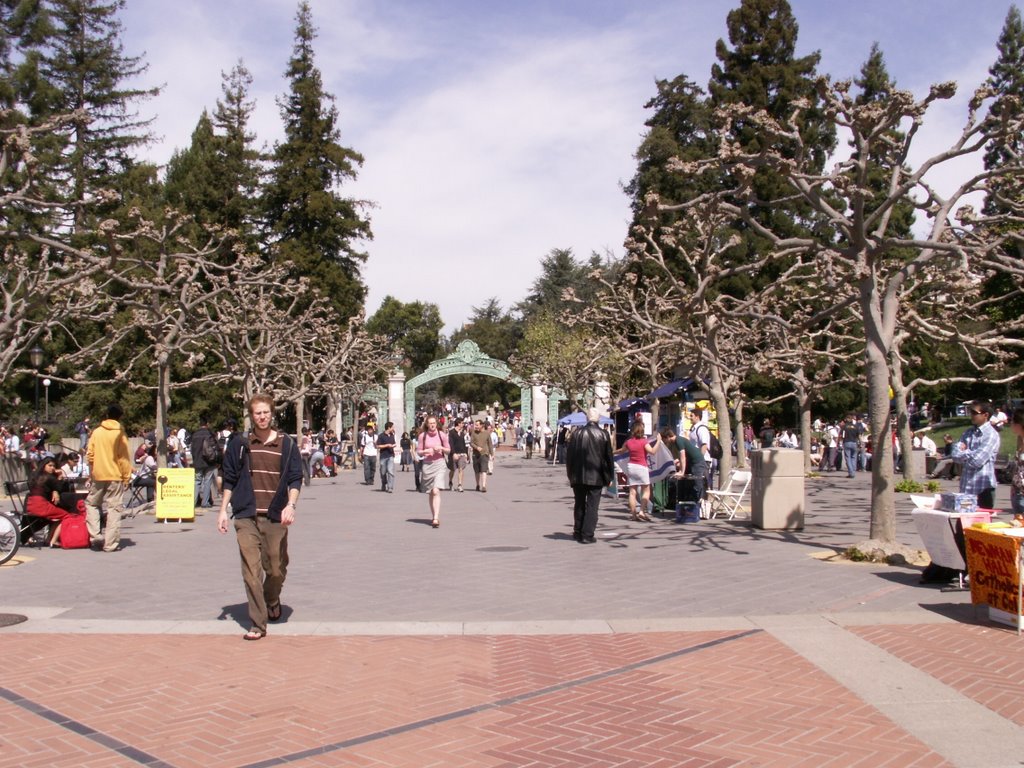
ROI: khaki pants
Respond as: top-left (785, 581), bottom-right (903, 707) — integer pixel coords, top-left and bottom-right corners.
top-left (85, 480), bottom-right (127, 551)
top-left (233, 517), bottom-right (289, 634)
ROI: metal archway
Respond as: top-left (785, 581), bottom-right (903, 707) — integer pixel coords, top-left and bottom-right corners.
top-left (404, 340), bottom-right (531, 429)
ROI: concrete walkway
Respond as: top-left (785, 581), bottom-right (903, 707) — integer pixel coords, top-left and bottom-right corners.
top-left (2, 453), bottom-right (1021, 767)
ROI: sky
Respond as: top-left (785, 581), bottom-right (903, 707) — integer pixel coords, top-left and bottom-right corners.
top-left (119, 0), bottom-right (1018, 334)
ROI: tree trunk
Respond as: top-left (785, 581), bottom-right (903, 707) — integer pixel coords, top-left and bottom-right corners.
top-left (862, 283), bottom-right (896, 542)
top-left (795, 376), bottom-right (813, 473)
top-left (733, 396), bottom-right (747, 469)
top-left (155, 352), bottom-right (171, 470)
top-left (889, 347), bottom-right (916, 481)
top-left (294, 395), bottom-right (305, 441)
top-left (707, 364), bottom-right (732, 486)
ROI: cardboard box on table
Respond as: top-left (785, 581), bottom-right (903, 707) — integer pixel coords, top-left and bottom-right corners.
top-left (963, 527), bottom-right (1024, 631)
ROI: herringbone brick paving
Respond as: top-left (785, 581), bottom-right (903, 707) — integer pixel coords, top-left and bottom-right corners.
top-left (3, 457), bottom-right (1021, 765)
top-left (0, 631), bottom-right (951, 768)
top-left (853, 622), bottom-right (1024, 727)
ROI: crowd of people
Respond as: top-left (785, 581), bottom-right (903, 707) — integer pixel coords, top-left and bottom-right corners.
top-left (9, 388), bottom-right (1022, 642)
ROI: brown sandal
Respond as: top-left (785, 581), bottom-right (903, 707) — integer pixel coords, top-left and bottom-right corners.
top-left (243, 628), bottom-right (265, 641)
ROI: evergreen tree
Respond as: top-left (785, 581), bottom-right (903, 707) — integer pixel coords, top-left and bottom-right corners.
top-left (212, 60), bottom-right (262, 237)
top-left (852, 43), bottom-right (915, 236)
top-left (707, 0), bottom-right (835, 291)
top-left (263, 1), bottom-right (371, 321)
top-left (164, 110), bottom-right (223, 226)
top-left (37, 0), bottom-right (159, 228)
top-left (984, 5), bottom-right (1023, 213)
top-left (625, 74), bottom-right (714, 216)
top-left (982, 6), bottom-right (1024, 331)
top-left (516, 248), bottom-right (604, 321)
top-left (1, 0), bottom-right (50, 117)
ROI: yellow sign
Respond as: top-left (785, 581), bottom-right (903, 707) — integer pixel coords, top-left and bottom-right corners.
top-left (155, 468), bottom-right (195, 520)
top-left (965, 528), bottom-right (1022, 615)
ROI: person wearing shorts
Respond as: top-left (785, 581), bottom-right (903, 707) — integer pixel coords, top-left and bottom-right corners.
top-left (615, 420), bottom-right (661, 522)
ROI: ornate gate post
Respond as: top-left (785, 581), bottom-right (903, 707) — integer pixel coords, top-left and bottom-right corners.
top-left (388, 369), bottom-right (407, 437)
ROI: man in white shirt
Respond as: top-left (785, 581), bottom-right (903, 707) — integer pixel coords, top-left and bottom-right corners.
top-left (914, 430), bottom-right (938, 456)
top-left (990, 408), bottom-right (1008, 430)
top-left (688, 408), bottom-right (714, 488)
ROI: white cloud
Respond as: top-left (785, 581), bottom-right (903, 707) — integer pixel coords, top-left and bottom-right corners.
top-left (117, 0), bottom-right (1018, 334)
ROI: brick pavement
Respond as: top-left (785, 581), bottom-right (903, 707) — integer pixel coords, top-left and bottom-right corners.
top-left (2, 451), bottom-right (1023, 766)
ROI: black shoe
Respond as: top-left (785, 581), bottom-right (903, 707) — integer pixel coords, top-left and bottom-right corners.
top-left (580, 536), bottom-right (596, 544)
top-left (572, 532), bottom-right (583, 542)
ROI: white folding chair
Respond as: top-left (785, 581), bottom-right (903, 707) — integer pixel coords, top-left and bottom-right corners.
top-left (705, 470), bottom-right (752, 520)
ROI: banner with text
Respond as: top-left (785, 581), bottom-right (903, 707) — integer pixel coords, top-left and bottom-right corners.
top-left (155, 468), bottom-right (195, 521)
top-left (965, 528), bottom-right (1023, 615)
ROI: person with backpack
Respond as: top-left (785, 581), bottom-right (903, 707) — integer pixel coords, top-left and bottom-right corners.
top-left (191, 415), bottom-right (220, 510)
top-left (688, 407), bottom-right (716, 490)
top-left (217, 393), bottom-right (302, 641)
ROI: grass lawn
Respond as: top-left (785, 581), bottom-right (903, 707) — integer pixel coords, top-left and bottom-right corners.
top-left (933, 416), bottom-right (1020, 457)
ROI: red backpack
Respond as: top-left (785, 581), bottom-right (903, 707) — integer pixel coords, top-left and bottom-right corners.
top-left (61, 514), bottom-right (90, 549)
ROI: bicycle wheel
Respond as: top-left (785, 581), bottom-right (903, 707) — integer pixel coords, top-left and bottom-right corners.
top-left (0, 511), bottom-right (20, 566)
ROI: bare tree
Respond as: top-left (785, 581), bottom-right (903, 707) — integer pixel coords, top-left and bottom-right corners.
top-left (53, 208), bottom-right (273, 465)
top-left (0, 112), bottom-right (111, 381)
top-left (706, 79), bottom-right (1024, 541)
top-left (206, 281), bottom-right (395, 432)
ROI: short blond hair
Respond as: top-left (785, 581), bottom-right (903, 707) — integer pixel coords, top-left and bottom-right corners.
top-left (248, 392), bottom-right (275, 417)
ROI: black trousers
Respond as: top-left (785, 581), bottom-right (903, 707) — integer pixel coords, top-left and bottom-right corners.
top-left (572, 484), bottom-right (603, 538)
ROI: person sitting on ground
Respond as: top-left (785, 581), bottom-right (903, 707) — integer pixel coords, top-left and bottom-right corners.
top-left (26, 456), bottom-right (83, 546)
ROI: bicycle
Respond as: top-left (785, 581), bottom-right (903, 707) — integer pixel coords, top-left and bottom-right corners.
top-left (0, 510), bottom-right (23, 565)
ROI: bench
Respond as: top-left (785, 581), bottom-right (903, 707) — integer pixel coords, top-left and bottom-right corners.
top-left (995, 452), bottom-right (1014, 484)
top-left (4, 479), bottom-right (52, 546)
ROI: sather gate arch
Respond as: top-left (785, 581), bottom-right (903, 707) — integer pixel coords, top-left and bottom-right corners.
top-left (403, 340), bottom-right (532, 430)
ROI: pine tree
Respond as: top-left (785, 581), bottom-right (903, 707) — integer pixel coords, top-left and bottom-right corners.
top-left (625, 74), bottom-right (714, 216)
top-left (707, 0), bottom-right (835, 290)
top-left (164, 110), bottom-right (223, 227)
top-left (37, 0), bottom-right (159, 228)
top-left (1, 0), bottom-right (51, 118)
top-left (984, 5), bottom-right (1023, 214)
top-left (212, 60), bottom-right (262, 237)
top-left (982, 5), bottom-right (1024, 329)
top-left (263, 1), bottom-right (371, 321)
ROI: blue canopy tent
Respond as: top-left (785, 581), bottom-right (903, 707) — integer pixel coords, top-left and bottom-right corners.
top-left (557, 411), bottom-right (615, 427)
top-left (645, 378), bottom-right (694, 402)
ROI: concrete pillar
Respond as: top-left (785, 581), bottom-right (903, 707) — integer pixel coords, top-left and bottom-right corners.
top-left (593, 376), bottom-right (611, 420)
top-left (531, 384), bottom-right (549, 434)
top-left (388, 369), bottom-right (407, 437)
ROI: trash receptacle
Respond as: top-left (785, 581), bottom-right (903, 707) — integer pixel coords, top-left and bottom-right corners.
top-left (750, 448), bottom-right (805, 530)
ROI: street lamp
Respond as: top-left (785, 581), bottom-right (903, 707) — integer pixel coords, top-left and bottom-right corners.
top-left (43, 378), bottom-right (51, 421)
top-left (29, 345), bottom-right (44, 420)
